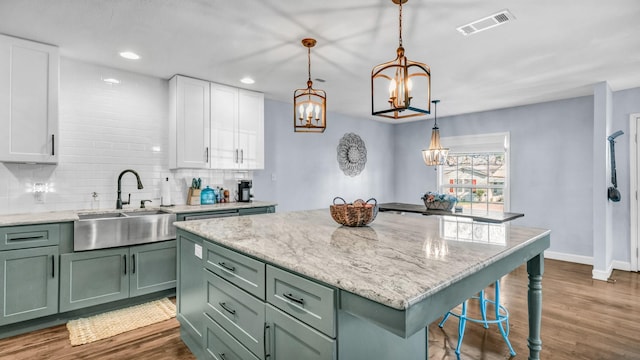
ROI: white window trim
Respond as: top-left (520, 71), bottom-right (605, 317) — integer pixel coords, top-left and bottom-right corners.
top-left (438, 132), bottom-right (511, 212)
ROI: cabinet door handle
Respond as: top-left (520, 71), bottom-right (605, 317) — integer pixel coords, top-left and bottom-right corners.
top-left (235, 149), bottom-right (239, 163)
top-left (51, 255), bottom-right (55, 278)
top-left (218, 261), bottom-right (235, 272)
top-left (132, 254), bottom-right (136, 274)
top-left (283, 293), bottom-right (305, 305)
top-left (218, 302), bottom-right (236, 315)
top-left (123, 255), bottom-right (127, 274)
top-left (51, 134), bottom-right (55, 156)
top-left (240, 149), bottom-right (243, 164)
top-left (264, 323), bottom-right (271, 358)
top-left (218, 353), bottom-right (227, 360)
top-left (205, 147), bottom-right (209, 163)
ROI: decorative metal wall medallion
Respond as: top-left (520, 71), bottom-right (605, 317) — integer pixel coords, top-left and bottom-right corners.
top-left (337, 133), bottom-right (367, 176)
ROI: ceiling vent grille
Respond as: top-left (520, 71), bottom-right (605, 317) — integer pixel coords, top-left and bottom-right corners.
top-left (456, 9), bottom-right (515, 36)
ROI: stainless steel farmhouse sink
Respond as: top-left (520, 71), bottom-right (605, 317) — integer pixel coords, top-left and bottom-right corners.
top-left (74, 210), bottom-right (177, 251)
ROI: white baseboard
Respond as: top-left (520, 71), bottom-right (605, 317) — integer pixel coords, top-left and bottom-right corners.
top-left (592, 264), bottom-right (613, 281)
top-left (544, 251), bottom-right (632, 279)
top-left (612, 260), bottom-right (632, 271)
top-left (544, 251), bottom-right (592, 265)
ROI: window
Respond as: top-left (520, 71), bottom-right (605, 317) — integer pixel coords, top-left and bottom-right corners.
top-left (438, 133), bottom-right (509, 212)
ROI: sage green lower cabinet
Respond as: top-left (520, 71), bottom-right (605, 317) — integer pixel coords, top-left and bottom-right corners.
top-left (60, 240), bottom-right (177, 312)
top-left (0, 246), bottom-right (59, 326)
top-left (266, 304), bottom-right (336, 360)
top-left (177, 232), bottom-right (205, 358)
top-left (204, 268), bottom-right (265, 359)
top-left (60, 247), bottom-right (129, 312)
top-left (130, 240), bottom-right (177, 297)
top-left (204, 313), bottom-right (260, 360)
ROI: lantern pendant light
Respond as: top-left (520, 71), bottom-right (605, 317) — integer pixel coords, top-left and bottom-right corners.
top-left (372, 0), bottom-right (431, 119)
top-left (422, 100), bottom-right (449, 166)
top-left (294, 38), bottom-right (326, 133)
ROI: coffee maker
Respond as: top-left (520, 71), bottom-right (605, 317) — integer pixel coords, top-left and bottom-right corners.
top-left (238, 180), bottom-right (253, 202)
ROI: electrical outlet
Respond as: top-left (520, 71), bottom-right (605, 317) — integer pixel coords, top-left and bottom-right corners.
top-left (271, 173), bottom-right (277, 181)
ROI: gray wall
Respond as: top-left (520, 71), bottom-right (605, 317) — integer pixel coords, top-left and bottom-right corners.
top-left (253, 99), bottom-right (395, 212)
top-left (255, 87), bottom-right (640, 265)
top-left (394, 96), bottom-right (595, 258)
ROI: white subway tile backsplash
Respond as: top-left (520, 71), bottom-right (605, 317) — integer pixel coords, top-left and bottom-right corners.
top-left (0, 58), bottom-right (247, 215)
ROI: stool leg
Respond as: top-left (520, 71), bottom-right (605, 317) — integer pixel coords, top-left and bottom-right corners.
top-left (438, 311), bottom-right (451, 328)
top-left (479, 288), bottom-right (489, 329)
top-left (494, 281), bottom-right (516, 356)
top-left (455, 300), bottom-right (467, 356)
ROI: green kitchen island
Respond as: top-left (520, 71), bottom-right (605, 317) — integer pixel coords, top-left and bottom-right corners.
top-left (174, 209), bottom-right (550, 360)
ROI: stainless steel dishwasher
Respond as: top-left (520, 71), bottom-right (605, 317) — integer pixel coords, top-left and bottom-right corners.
top-left (183, 211), bottom-right (239, 221)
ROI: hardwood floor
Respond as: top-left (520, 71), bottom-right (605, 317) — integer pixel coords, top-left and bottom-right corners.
top-left (1, 259), bottom-right (639, 359)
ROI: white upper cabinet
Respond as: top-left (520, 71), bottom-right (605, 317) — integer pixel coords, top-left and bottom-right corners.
top-left (170, 75), bottom-right (264, 170)
top-left (0, 34), bottom-right (59, 164)
top-left (209, 82), bottom-right (238, 169)
top-left (169, 75), bottom-right (211, 169)
top-left (211, 83), bottom-right (264, 170)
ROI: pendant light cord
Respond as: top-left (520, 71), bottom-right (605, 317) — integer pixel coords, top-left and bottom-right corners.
top-left (307, 47), bottom-right (312, 82)
top-left (398, 1), bottom-right (403, 47)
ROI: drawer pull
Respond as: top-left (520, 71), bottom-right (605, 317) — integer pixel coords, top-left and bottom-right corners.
top-left (283, 293), bottom-right (305, 305)
top-left (219, 353), bottom-right (227, 360)
top-left (10, 235), bottom-right (44, 241)
top-left (218, 261), bottom-right (236, 272)
top-left (218, 302), bottom-right (236, 315)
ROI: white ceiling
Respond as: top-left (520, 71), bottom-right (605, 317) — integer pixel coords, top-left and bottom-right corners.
top-left (1, 0), bottom-right (639, 122)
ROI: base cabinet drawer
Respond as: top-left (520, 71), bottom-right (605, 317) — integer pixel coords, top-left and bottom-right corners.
top-left (205, 269), bottom-right (265, 359)
top-left (0, 223), bottom-right (60, 251)
top-left (205, 313), bottom-right (260, 360)
top-left (204, 241), bottom-right (265, 300)
top-left (266, 304), bottom-right (336, 360)
top-left (266, 265), bottom-right (335, 337)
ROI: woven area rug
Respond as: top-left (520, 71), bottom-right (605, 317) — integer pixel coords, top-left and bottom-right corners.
top-left (66, 298), bottom-right (176, 346)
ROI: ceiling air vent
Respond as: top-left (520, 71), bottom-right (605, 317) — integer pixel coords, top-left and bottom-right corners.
top-left (456, 9), bottom-right (515, 36)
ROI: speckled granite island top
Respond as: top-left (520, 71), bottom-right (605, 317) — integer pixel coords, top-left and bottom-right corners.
top-left (174, 209), bottom-right (550, 311)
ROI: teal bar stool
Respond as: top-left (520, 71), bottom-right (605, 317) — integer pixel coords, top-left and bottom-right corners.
top-left (438, 280), bottom-right (515, 357)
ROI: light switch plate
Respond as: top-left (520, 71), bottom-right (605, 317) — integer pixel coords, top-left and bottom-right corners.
top-left (194, 244), bottom-right (203, 259)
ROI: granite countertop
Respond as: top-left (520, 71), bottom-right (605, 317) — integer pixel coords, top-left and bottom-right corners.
top-left (0, 201), bottom-right (277, 227)
top-left (174, 209), bottom-right (549, 311)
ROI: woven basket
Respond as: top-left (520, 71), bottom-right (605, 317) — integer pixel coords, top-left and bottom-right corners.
top-left (330, 197), bottom-right (378, 227)
top-left (424, 199), bottom-right (455, 211)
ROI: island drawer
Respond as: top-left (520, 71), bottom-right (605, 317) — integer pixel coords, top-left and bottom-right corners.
top-left (204, 268), bottom-right (265, 359)
top-left (0, 223), bottom-right (60, 251)
top-left (204, 313), bottom-right (260, 360)
top-left (204, 241), bottom-right (266, 300)
top-left (266, 265), bottom-right (335, 338)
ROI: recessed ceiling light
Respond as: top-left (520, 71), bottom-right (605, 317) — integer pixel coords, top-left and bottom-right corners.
top-left (103, 78), bottom-right (120, 84)
top-left (240, 77), bottom-right (255, 84)
top-left (119, 51), bottom-right (140, 60)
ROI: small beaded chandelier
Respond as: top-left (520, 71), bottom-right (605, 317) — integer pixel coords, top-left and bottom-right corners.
top-left (422, 100), bottom-right (449, 166)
